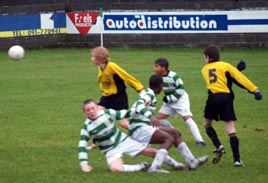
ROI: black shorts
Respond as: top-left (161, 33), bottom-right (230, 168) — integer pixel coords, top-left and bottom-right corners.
top-left (98, 91), bottom-right (129, 110)
top-left (204, 93), bottom-right (236, 122)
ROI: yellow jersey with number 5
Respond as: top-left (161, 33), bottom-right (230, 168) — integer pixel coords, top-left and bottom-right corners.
top-left (201, 61), bottom-right (258, 94)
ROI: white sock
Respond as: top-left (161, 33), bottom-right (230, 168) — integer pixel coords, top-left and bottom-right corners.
top-left (164, 155), bottom-right (184, 167)
top-left (177, 142), bottom-right (195, 163)
top-left (151, 149), bottom-right (168, 168)
top-left (185, 118), bottom-right (204, 142)
top-left (159, 119), bottom-right (175, 128)
top-left (122, 164), bottom-right (144, 172)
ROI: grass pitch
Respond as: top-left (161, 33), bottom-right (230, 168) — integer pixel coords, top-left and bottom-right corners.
top-left (0, 47), bottom-right (267, 183)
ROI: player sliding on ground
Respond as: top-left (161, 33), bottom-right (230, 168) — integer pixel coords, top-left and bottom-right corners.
top-left (201, 45), bottom-right (262, 167)
top-left (78, 99), bottom-right (186, 173)
top-left (78, 99), bottom-right (150, 173)
top-left (128, 74), bottom-right (208, 173)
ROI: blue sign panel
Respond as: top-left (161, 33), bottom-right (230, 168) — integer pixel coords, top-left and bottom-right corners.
top-left (0, 12), bottom-right (66, 38)
top-left (104, 14), bottom-right (228, 31)
top-left (228, 19), bottom-right (268, 25)
top-left (0, 14), bottom-right (40, 31)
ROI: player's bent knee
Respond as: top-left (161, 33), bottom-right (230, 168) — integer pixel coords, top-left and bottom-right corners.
top-left (109, 159), bottom-right (124, 172)
top-left (176, 130), bottom-right (182, 137)
top-left (109, 164), bottom-right (124, 172)
top-left (140, 147), bottom-right (156, 157)
top-left (170, 129), bottom-right (182, 138)
top-left (166, 135), bottom-right (175, 144)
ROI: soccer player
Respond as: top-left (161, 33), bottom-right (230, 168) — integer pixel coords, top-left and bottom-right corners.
top-left (78, 99), bottom-right (153, 173)
top-left (78, 98), bottom-right (186, 173)
top-left (129, 74), bottom-right (208, 173)
top-left (154, 58), bottom-right (206, 146)
top-left (201, 45), bottom-right (262, 167)
top-left (91, 46), bottom-right (144, 129)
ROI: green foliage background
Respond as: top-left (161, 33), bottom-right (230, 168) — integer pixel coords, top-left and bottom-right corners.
top-left (0, 48), bottom-right (267, 183)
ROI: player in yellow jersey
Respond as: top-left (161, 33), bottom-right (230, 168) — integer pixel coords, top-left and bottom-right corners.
top-left (201, 45), bottom-right (262, 167)
top-left (91, 46), bottom-right (144, 129)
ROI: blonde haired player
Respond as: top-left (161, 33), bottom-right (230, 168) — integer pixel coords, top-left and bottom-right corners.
top-left (91, 46), bottom-right (144, 129)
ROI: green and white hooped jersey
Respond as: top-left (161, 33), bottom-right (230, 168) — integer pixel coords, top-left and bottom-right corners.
top-left (128, 88), bottom-right (156, 135)
top-left (162, 70), bottom-right (185, 103)
top-left (78, 109), bottom-right (131, 165)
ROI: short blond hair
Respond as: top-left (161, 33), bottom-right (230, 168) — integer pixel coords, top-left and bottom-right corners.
top-left (91, 46), bottom-right (110, 63)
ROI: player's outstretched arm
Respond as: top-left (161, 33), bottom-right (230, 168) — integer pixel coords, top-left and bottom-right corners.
top-left (235, 61), bottom-right (262, 100)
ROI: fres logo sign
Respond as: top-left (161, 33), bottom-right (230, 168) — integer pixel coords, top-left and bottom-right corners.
top-left (67, 12), bottom-right (99, 34)
top-left (104, 14), bottom-right (228, 31)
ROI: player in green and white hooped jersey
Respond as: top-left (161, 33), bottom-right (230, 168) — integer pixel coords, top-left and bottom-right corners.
top-left (78, 99), bottom-right (155, 173)
top-left (154, 58), bottom-right (206, 147)
top-left (129, 74), bottom-right (208, 172)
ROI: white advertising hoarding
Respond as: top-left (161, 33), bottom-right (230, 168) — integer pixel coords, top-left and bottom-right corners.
top-left (66, 10), bottom-right (268, 34)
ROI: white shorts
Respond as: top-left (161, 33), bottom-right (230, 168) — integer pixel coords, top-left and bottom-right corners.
top-left (159, 92), bottom-right (193, 117)
top-left (105, 137), bottom-right (146, 165)
top-left (131, 126), bottom-right (157, 146)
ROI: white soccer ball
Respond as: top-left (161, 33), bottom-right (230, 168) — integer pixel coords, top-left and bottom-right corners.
top-left (8, 45), bottom-right (25, 60)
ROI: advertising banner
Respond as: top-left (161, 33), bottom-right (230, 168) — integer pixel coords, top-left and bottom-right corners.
top-left (66, 12), bottom-right (99, 34)
top-left (1, 10), bottom-right (267, 38)
top-left (0, 12), bottom-right (66, 38)
top-left (80, 10), bottom-right (268, 34)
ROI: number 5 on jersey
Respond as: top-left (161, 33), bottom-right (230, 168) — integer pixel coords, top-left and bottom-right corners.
top-left (209, 69), bottom-right (217, 84)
